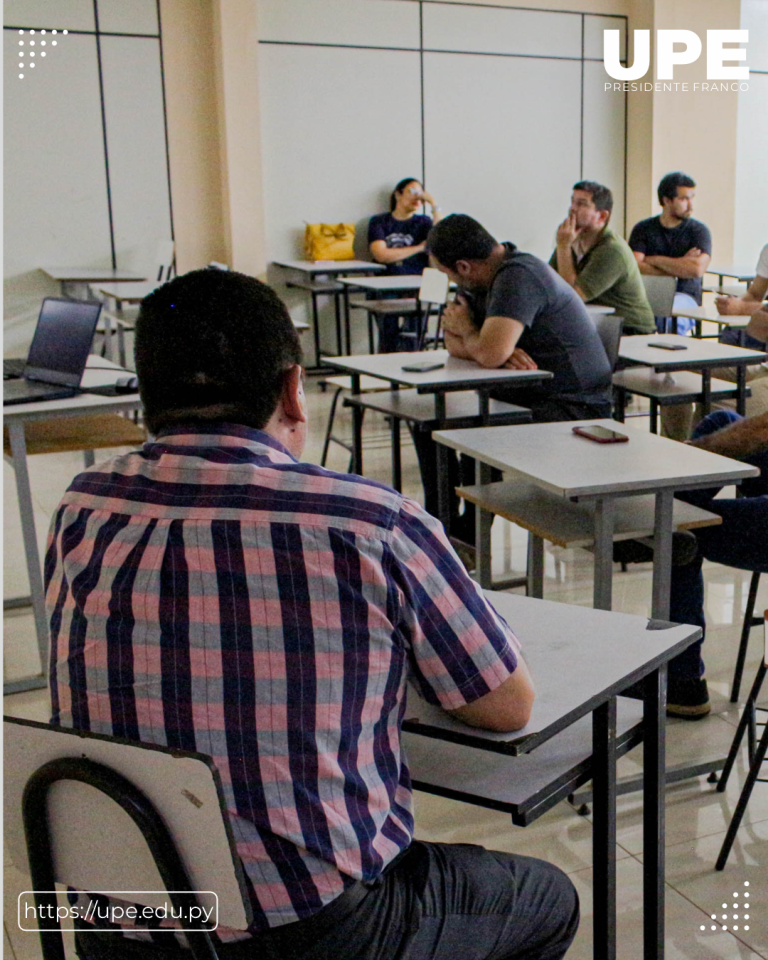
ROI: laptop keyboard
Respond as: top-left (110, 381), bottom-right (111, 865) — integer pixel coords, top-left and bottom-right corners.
top-left (3, 358), bottom-right (26, 380)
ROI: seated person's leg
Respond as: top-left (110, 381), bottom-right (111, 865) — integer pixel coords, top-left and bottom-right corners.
top-left (375, 842), bottom-right (579, 960)
top-left (378, 315), bottom-right (401, 353)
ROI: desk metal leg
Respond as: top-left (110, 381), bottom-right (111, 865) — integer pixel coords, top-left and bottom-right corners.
top-left (351, 374), bottom-right (363, 476)
top-left (643, 666), bottom-right (667, 960)
top-left (7, 423), bottom-right (49, 682)
top-left (391, 417), bottom-right (402, 493)
top-left (475, 459), bottom-right (493, 589)
top-left (651, 489), bottom-right (674, 620)
top-left (593, 497), bottom-right (615, 610)
top-left (736, 365), bottom-right (747, 416)
top-left (527, 534), bottom-right (544, 598)
top-left (701, 369), bottom-right (712, 415)
top-left (592, 698), bottom-right (617, 960)
top-left (343, 287), bottom-right (351, 354)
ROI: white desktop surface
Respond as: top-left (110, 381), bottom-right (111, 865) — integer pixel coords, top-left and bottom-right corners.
top-left (618, 333), bottom-right (766, 368)
top-left (321, 349), bottom-right (550, 392)
top-left (432, 418), bottom-right (758, 499)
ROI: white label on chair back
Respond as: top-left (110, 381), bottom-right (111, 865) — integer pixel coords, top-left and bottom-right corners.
top-left (419, 268), bottom-right (449, 305)
top-left (3, 720), bottom-right (249, 930)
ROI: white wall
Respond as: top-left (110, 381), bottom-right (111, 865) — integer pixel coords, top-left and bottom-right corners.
top-left (733, 0), bottom-right (768, 267)
top-left (3, 0), bottom-right (173, 354)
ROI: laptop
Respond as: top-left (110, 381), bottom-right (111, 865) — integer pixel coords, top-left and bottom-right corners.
top-left (3, 298), bottom-right (102, 406)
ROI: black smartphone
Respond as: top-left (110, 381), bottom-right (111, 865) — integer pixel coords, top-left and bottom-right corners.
top-left (648, 342), bottom-right (688, 351)
top-left (401, 361), bottom-right (446, 373)
top-left (572, 425), bottom-right (629, 444)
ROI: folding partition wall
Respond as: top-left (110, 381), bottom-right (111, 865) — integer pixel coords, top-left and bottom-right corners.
top-left (258, 0), bottom-right (628, 266)
top-left (3, 0), bottom-right (173, 282)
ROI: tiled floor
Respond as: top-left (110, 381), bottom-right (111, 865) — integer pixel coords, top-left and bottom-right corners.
top-left (4, 376), bottom-right (767, 959)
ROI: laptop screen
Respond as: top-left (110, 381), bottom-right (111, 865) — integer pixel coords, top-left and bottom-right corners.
top-left (25, 298), bottom-right (102, 387)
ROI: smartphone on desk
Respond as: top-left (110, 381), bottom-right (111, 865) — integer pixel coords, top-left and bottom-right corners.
top-left (648, 342), bottom-right (688, 351)
top-left (401, 360), bottom-right (445, 373)
top-left (572, 425), bottom-right (629, 444)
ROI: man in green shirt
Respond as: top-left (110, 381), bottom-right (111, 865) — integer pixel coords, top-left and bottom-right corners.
top-left (549, 181), bottom-right (655, 335)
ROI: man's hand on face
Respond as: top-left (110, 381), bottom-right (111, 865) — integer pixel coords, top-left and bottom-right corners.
top-left (556, 213), bottom-right (580, 248)
top-left (502, 347), bottom-right (538, 371)
top-left (442, 298), bottom-right (475, 338)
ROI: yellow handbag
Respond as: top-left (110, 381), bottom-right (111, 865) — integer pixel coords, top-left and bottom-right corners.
top-left (304, 223), bottom-right (355, 261)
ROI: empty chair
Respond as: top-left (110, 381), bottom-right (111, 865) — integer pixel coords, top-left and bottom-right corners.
top-left (4, 716), bottom-right (251, 959)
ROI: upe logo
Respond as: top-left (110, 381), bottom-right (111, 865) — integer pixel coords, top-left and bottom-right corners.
top-left (604, 30), bottom-right (749, 81)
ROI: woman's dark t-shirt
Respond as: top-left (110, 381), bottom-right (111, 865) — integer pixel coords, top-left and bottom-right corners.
top-left (368, 213), bottom-right (432, 275)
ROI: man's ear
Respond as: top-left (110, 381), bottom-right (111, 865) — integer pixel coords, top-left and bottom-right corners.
top-left (281, 364), bottom-right (308, 423)
top-left (455, 259), bottom-right (472, 279)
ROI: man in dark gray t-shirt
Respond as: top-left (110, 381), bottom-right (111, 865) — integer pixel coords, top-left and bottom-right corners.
top-left (413, 214), bottom-right (612, 538)
top-left (427, 215), bottom-right (613, 419)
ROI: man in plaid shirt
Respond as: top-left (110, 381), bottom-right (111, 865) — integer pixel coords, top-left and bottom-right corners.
top-left (47, 269), bottom-right (578, 960)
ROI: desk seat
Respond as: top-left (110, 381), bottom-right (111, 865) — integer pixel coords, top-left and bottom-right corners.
top-left (344, 389), bottom-right (531, 429)
top-left (404, 697), bottom-right (643, 826)
top-left (3, 414), bottom-right (145, 457)
top-left (613, 368), bottom-right (749, 432)
top-left (455, 480), bottom-right (721, 597)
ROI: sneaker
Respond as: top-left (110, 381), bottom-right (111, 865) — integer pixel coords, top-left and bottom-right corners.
top-left (613, 530), bottom-right (699, 567)
top-left (666, 678), bottom-right (711, 719)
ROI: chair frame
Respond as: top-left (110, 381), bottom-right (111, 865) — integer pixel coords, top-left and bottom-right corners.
top-left (22, 754), bottom-right (220, 960)
top-left (716, 612), bottom-right (768, 870)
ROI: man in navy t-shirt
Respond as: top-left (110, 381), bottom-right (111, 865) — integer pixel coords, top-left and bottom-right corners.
top-left (629, 171), bottom-right (712, 332)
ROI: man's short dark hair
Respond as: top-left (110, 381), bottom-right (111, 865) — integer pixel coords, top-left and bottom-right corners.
top-left (135, 269), bottom-right (302, 435)
top-left (426, 214), bottom-right (497, 270)
top-left (658, 172), bottom-right (695, 204)
top-left (573, 180), bottom-right (613, 215)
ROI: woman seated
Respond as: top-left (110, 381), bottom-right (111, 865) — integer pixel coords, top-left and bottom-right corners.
top-left (368, 178), bottom-right (441, 351)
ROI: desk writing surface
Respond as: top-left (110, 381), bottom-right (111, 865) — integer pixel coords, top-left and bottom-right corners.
top-left (671, 305), bottom-right (752, 327)
top-left (618, 334), bottom-right (766, 368)
top-left (338, 275), bottom-right (425, 292)
top-left (402, 592), bottom-right (700, 755)
top-left (95, 280), bottom-right (159, 301)
top-left (41, 267), bottom-right (146, 283)
top-left (432, 419), bottom-right (758, 498)
top-left (273, 259), bottom-right (386, 274)
top-left (3, 356), bottom-right (141, 423)
top-left (321, 350), bottom-right (551, 392)
top-left (707, 265), bottom-right (756, 282)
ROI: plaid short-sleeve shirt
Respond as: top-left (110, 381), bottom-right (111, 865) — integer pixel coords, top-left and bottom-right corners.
top-left (46, 424), bottom-right (520, 932)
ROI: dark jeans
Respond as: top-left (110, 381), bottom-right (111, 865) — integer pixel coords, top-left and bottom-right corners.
top-left (413, 393), bottom-right (612, 539)
top-left (669, 410), bottom-right (768, 681)
top-left (375, 288), bottom-right (420, 353)
top-left (75, 841), bottom-right (579, 960)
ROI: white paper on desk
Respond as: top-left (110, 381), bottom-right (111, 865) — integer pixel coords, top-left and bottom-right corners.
top-left (418, 268), bottom-right (449, 305)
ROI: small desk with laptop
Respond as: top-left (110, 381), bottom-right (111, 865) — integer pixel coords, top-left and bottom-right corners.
top-left (4, 297), bottom-right (143, 695)
top-left (403, 590), bottom-right (702, 960)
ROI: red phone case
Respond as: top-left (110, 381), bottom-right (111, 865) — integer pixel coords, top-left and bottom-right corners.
top-left (572, 426), bottom-right (629, 444)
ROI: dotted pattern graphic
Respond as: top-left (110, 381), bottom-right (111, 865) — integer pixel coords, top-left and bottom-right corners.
top-left (700, 882), bottom-right (751, 933)
top-left (17, 28), bottom-right (67, 80)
